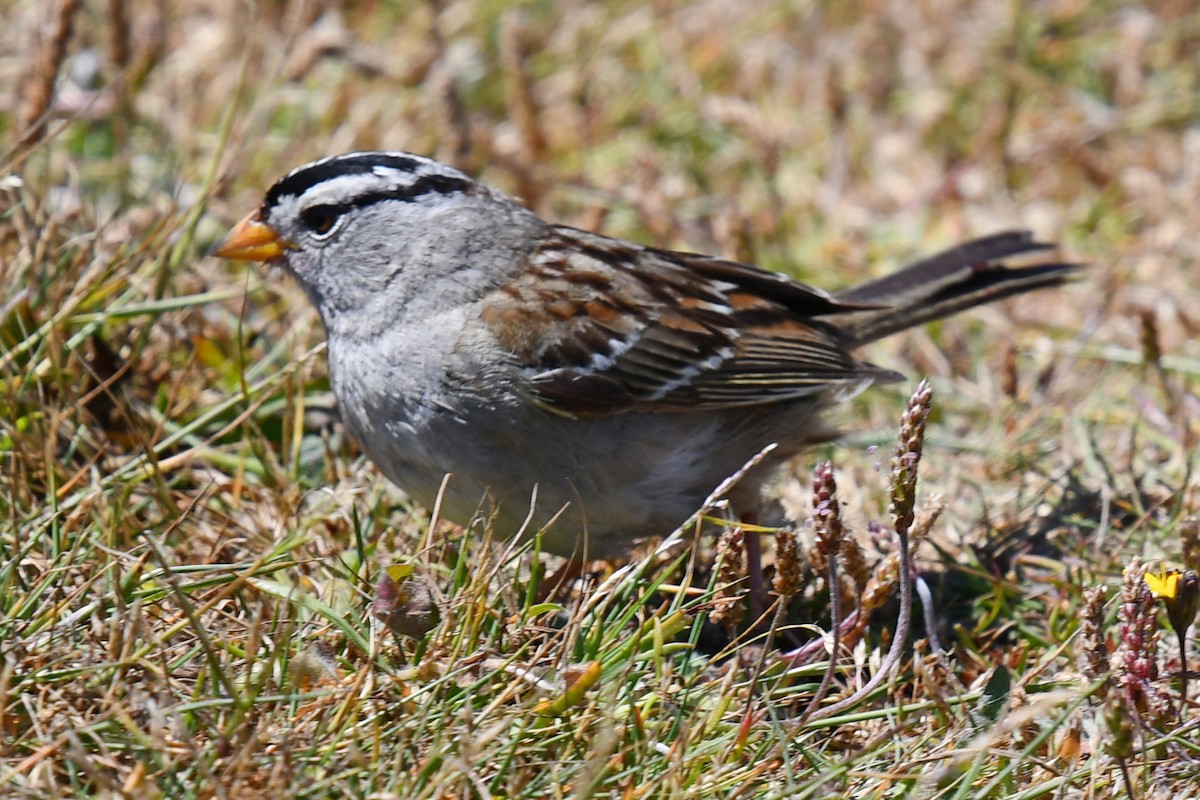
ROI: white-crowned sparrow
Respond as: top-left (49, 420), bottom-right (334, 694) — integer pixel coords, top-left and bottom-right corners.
top-left (213, 151), bottom-right (1077, 560)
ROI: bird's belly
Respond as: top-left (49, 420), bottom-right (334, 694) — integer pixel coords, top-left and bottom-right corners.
top-left (340, 394), bottom-right (826, 559)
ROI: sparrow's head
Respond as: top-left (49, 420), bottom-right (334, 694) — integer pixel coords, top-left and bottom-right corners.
top-left (213, 151), bottom-right (540, 332)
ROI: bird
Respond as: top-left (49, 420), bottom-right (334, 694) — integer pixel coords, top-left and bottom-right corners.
top-left (213, 150), bottom-right (1077, 566)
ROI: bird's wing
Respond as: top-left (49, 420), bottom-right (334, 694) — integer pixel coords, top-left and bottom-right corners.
top-left (480, 226), bottom-right (895, 416)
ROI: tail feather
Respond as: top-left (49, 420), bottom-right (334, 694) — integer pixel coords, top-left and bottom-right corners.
top-left (832, 231), bottom-right (1081, 346)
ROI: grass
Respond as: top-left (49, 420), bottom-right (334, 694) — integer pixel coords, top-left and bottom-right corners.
top-left (2, 0), bottom-right (1200, 796)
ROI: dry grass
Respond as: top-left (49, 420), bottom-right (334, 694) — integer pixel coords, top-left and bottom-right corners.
top-left (2, 0), bottom-right (1199, 796)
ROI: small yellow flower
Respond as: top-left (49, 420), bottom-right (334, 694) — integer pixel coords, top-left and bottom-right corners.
top-left (1145, 569), bottom-right (1200, 639)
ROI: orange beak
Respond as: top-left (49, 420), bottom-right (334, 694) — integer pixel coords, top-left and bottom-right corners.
top-left (210, 210), bottom-right (289, 261)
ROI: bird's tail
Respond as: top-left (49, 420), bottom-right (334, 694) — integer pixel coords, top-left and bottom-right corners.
top-left (832, 231), bottom-right (1082, 347)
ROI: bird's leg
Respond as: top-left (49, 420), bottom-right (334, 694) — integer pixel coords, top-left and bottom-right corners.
top-left (742, 514), bottom-right (768, 624)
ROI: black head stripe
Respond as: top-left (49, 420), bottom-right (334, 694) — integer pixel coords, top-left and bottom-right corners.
top-left (265, 153), bottom-right (423, 209)
top-left (352, 173), bottom-right (474, 209)
top-left (280, 174), bottom-right (474, 224)
top-left (262, 173), bottom-right (477, 226)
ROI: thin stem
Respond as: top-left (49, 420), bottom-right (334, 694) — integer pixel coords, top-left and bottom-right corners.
top-left (1179, 628), bottom-right (1189, 715)
top-left (808, 513), bottom-right (914, 721)
top-left (797, 556), bottom-right (843, 723)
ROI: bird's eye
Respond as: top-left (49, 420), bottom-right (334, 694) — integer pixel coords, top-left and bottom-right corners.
top-left (300, 204), bottom-right (346, 237)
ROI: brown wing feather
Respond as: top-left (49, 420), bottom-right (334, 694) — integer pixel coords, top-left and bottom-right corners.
top-left (480, 226), bottom-right (890, 416)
